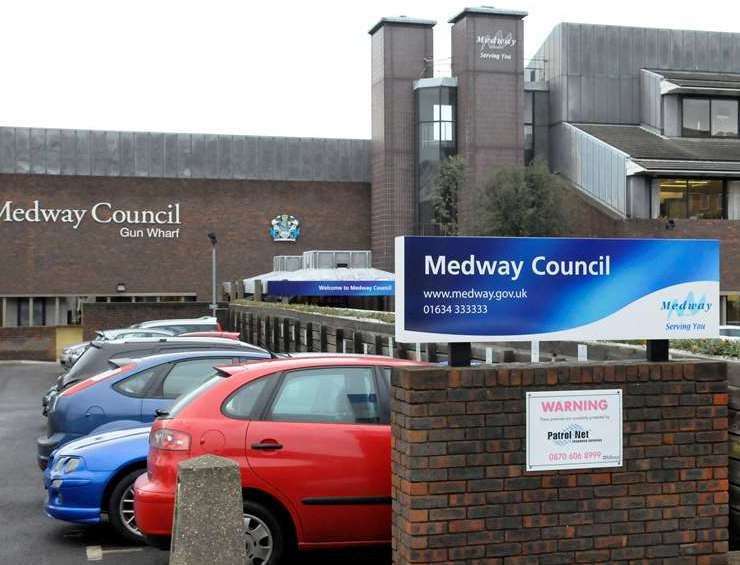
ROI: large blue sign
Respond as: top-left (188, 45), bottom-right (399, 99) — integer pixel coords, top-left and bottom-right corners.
top-left (268, 280), bottom-right (394, 297)
top-left (395, 236), bottom-right (720, 342)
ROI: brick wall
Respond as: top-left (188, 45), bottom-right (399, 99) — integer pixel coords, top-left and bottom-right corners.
top-left (0, 174), bottom-right (371, 300)
top-left (561, 185), bottom-right (740, 292)
top-left (392, 361), bottom-right (729, 564)
top-left (81, 301), bottom-right (220, 340)
top-left (0, 326), bottom-right (57, 361)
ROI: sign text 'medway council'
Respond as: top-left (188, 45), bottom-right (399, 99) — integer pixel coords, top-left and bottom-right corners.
top-left (424, 254), bottom-right (611, 282)
top-left (0, 200), bottom-right (181, 230)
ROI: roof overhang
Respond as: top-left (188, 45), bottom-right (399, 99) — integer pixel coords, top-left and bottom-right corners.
top-left (631, 159), bottom-right (740, 177)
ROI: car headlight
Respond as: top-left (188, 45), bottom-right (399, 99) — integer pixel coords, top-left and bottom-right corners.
top-left (54, 456), bottom-right (84, 474)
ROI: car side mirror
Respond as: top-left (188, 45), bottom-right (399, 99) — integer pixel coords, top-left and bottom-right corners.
top-left (155, 408), bottom-right (170, 418)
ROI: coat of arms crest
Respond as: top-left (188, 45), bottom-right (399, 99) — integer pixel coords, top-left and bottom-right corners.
top-left (269, 214), bottom-right (300, 242)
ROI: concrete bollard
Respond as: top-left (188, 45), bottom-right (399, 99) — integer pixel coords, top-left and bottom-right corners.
top-left (169, 455), bottom-right (247, 565)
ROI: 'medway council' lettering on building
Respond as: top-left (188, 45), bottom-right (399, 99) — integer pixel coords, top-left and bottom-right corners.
top-left (0, 200), bottom-right (182, 239)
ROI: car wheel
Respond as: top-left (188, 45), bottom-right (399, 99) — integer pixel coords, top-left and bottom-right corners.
top-left (108, 469), bottom-right (146, 544)
top-left (243, 501), bottom-right (288, 565)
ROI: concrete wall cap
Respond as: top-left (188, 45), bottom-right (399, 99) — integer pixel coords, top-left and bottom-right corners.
top-left (449, 6), bottom-right (528, 24)
top-left (369, 16), bottom-right (436, 35)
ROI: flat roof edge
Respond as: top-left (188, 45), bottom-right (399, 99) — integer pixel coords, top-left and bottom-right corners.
top-left (369, 17), bottom-right (436, 35)
top-left (449, 6), bottom-right (528, 24)
top-left (414, 77), bottom-right (458, 89)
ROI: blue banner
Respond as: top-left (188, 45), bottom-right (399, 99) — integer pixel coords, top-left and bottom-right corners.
top-left (268, 280), bottom-right (394, 297)
top-left (395, 236), bottom-right (720, 342)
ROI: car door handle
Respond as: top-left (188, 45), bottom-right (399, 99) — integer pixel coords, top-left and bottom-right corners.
top-left (251, 441), bottom-right (283, 451)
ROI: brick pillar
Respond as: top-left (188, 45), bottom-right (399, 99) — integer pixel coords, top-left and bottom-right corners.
top-left (369, 17), bottom-right (435, 270)
top-left (391, 361), bottom-right (729, 564)
top-left (450, 7), bottom-right (527, 234)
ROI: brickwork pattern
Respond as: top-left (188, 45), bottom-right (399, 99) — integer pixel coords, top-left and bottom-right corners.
top-left (0, 174), bottom-right (371, 300)
top-left (0, 326), bottom-right (56, 360)
top-left (561, 185), bottom-right (740, 292)
top-left (392, 362), bottom-right (729, 564)
top-left (370, 23), bottom-right (434, 271)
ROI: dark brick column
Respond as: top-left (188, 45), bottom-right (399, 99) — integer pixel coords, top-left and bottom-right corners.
top-left (369, 17), bottom-right (435, 270)
top-left (391, 361), bottom-right (729, 564)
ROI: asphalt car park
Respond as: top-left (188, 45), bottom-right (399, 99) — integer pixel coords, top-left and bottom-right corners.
top-left (0, 361), bottom-right (389, 564)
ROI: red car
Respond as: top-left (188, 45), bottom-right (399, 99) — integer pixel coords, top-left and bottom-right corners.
top-left (134, 355), bottom-right (424, 564)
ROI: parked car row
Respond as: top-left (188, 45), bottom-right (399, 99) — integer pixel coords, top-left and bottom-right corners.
top-left (41, 315), bottom-right (425, 564)
top-left (41, 317), bottom-right (234, 416)
top-left (59, 316), bottom-right (224, 370)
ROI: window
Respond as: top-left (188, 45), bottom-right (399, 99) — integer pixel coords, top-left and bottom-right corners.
top-left (682, 97), bottom-right (740, 138)
top-left (160, 358), bottom-right (232, 399)
top-left (682, 99), bottom-right (710, 137)
top-left (728, 295), bottom-right (740, 325)
top-left (114, 366), bottom-right (160, 397)
top-left (711, 99), bottom-right (739, 137)
top-left (416, 85), bottom-right (457, 235)
top-left (269, 367), bottom-right (380, 424)
top-left (169, 376), bottom-right (222, 417)
top-left (658, 179), bottom-right (725, 219)
top-left (222, 376), bottom-right (272, 419)
top-left (524, 91), bottom-right (534, 164)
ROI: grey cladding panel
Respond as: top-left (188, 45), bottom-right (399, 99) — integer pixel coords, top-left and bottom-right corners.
top-left (708, 32), bottom-right (720, 69)
top-left (76, 130), bottom-right (91, 175)
top-left (607, 27), bottom-right (620, 77)
top-left (190, 134), bottom-right (205, 178)
top-left (695, 32), bottom-right (709, 69)
top-left (46, 130), bottom-right (61, 175)
top-left (217, 136), bottom-right (232, 178)
top-left (177, 134), bottom-right (192, 178)
top-left (0, 126), bottom-right (370, 182)
top-left (204, 135), bottom-right (218, 178)
top-left (241, 136), bottom-right (257, 179)
top-left (106, 131), bottom-right (120, 176)
top-left (286, 138), bottom-right (300, 180)
top-left (683, 30), bottom-right (696, 70)
top-left (657, 29), bottom-right (671, 68)
top-left (150, 134), bottom-right (165, 177)
top-left (120, 132), bottom-right (134, 177)
top-left (670, 29), bottom-right (683, 70)
top-left (16, 128), bottom-right (32, 174)
top-left (30, 129), bottom-right (46, 174)
top-left (233, 136), bottom-right (248, 179)
top-left (60, 130), bottom-right (76, 175)
top-left (164, 134), bottom-right (178, 177)
top-left (0, 129), bottom-right (14, 173)
top-left (274, 138), bottom-right (287, 180)
top-left (566, 23), bottom-right (581, 75)
top-left (134, 132), bottom-right (149, 177)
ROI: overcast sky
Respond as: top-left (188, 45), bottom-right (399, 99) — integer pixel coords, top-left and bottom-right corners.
top-left (0, 0), bottom-right (736, 139)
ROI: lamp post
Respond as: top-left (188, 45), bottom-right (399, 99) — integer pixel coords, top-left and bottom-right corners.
top-left (207, 232), bottom-right (218, 317)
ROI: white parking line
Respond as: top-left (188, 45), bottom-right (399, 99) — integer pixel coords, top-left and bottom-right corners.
top-left (86, 545), bottom-right (144, 561)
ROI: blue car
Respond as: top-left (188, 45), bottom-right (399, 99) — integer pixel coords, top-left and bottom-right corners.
top-left (37, 349), bottom-right (270, 469)
top-left (45, 426), bottom-right (150, 543)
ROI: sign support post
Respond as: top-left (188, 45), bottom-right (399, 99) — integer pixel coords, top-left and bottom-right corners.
top-left (448, 342), bottom-right (472, 367)
top-left (646, 339), bottom-right (669, 362)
